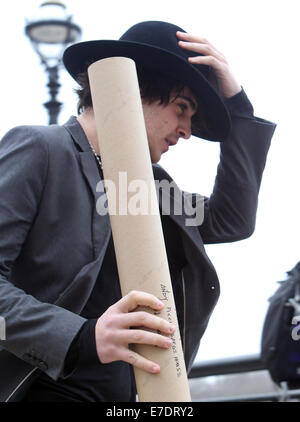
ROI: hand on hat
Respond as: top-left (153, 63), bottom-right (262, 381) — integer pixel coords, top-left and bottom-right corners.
top-left (177, 31), bottom-right (241, 99)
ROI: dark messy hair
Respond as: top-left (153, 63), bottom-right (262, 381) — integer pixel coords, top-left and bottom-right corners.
top-left (75, 67), bottom-right (209, 134)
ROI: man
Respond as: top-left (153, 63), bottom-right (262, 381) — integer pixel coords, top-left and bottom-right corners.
top-left (0, 21), bottom-right (276, 401)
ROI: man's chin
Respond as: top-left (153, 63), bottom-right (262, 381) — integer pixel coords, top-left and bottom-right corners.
top-left (150, 153), bottom-right (162, 164)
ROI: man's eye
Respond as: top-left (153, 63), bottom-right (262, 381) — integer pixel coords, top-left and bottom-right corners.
top-left (178, 103), bottom-right (187, 112)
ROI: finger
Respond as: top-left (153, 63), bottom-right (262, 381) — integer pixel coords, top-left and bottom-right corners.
top-left (176, 31), bottom-right (210, 45)
top-left (120, 348), bottom-right (161, 374)
top-left (177, 31), bottom-right (226, 60)
top-left (178, 40), bottom-right (226, 64)
top-left (177, 31), bottom-right (225, 56)
top-left (121, 310), bottom-right (176, 334)
top-left (121, 329), bottom-right (173, 349)
top-left (118, 290), bottom-right (164, 313)
top-left (187, 55), bottom-right (226, 73)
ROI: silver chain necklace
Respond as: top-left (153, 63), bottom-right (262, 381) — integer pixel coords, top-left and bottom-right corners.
top-left (88, 141), bottom-right (103, 170)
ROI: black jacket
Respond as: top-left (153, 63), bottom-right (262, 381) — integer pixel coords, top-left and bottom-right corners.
top-left (0, 91), bottom-right (276, 401)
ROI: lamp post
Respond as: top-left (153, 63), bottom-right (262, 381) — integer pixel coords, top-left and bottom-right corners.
top-left (25, 1), bottom-right (82, 124)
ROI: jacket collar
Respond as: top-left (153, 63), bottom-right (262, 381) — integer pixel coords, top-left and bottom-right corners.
top-left (63, 116), bottom-right (91, 152)
top-left (63, 116), bottom-right (100, 200)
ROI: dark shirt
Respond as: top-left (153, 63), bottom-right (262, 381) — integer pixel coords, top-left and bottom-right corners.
top-left (24, 88), bottom-right (254, 402)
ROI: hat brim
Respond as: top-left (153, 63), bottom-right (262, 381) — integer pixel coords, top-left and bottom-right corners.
top-left (63, 40), bottom-right (231, 141)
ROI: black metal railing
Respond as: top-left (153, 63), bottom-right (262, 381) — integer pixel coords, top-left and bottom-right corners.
top-left (188, 354), bottom-right (300, 402)
top-left (189, 354), bottom-right (265, 378)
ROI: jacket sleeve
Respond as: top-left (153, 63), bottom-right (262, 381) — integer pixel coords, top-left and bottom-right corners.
top-left (197, 91), bottom-right (276, 243)
top-left (0, 126), bottom-right (87, 381)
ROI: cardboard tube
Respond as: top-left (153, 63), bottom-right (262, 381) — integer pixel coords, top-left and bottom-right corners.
top-left (88, 57), bottom-right (191, 402)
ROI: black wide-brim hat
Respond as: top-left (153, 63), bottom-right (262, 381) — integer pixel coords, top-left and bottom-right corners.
top-left (63, 21), bottom-right (231, 141)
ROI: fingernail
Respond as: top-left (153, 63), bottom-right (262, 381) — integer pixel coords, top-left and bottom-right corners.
top-left (152, 364), bottom-right (160, 373)
top-left (157, 301), bottom-right (164, 308)
top-left (165, 339), bottom-right (172, 348)
top-left (169, 324), bottom-right (175, 333)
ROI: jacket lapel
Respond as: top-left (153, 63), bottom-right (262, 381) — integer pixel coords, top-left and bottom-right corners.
top-left (63, 117), bottom-right (111, 259)
top-left (79, 152), bottom-right (111, 258)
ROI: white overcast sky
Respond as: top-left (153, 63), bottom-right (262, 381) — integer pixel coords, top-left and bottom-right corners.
top-left (0, 0), bottom-right (299, 363)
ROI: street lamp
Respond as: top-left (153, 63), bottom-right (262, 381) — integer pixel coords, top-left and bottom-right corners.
top-left (25, 1), bottom-right (82, 124)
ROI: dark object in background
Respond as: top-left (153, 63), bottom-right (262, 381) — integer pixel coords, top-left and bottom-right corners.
top-left (261, 262), bottom-right (300, 387)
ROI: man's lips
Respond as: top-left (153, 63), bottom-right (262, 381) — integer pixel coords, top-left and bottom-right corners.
top-left (167, 138), bottom-right (179, 146)
top-left (164, 138), bottom-right (178, 151)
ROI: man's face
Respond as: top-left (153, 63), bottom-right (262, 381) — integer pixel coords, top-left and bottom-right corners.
top-left (142, 87), bottom-right (198, 163)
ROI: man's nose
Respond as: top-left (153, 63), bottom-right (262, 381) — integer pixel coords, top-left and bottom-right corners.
top-left (176, 122), bottom-right (192, 140)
